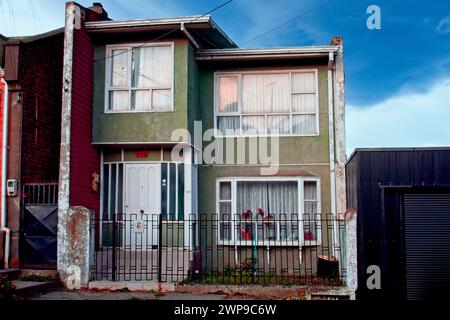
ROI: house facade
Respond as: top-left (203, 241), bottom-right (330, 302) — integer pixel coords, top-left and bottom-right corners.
top-left (0, 2), bottom-right (353, 295)
top-left (56, 2), bottom-right (348, 290)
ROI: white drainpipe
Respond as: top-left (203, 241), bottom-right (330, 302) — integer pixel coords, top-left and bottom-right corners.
top-left (1, 75), bottom-right (10, 269)
top-left (327, 51), bottom-right (336, 216)
top-left (327, 51), bottom-right (341, 259)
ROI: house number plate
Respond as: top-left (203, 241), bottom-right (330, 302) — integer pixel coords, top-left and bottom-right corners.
top-left (133, 220), bottom-right (144, 233)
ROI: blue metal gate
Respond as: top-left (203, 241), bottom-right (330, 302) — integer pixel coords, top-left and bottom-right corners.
top-left (20, 183), bottom-right (58, 269)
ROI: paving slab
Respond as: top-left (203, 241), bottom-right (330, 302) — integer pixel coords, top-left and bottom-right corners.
top-left (28, 290), bottom-right (252, 300)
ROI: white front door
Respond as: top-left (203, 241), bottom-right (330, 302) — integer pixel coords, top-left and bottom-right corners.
top-left (124, 163), bottom-right (161, 249)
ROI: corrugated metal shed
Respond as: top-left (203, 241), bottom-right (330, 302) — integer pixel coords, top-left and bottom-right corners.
top-left (346, 148), bottom-right (450, 300)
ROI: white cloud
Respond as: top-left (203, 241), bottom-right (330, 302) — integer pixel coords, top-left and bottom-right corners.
top-left (346, 78), bottom-right (450, 156)
top-left (436, 16), bottom-right (450, 34)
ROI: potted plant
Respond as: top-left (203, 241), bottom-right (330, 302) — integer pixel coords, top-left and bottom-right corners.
top-left (240, 226), bottom-right (252, 240)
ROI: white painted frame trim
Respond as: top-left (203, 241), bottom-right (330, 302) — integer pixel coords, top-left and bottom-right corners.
top-left (104, 42), bottom-right (175, 114)
top-left (213, 69), bottom-right (320, 138)
top-left (100, 147), bottom-right (185, 227)
top-left (215, 176), bottom-right (322, 247)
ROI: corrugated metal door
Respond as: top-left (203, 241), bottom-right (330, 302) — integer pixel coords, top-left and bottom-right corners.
top-left (403, 193), bottom-right (450, 300)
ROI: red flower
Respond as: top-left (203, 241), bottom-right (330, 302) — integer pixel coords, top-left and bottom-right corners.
top-left (257, 208), bottom-right (264, 216)
top-left (242, 210), bottom-right (252, 219)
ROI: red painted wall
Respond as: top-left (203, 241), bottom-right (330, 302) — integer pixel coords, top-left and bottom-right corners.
top-left (19, 33), bottom-right (64, 183)
top-left (0, 77), bottom-right (4, 215)
top-left (69, 26), bottom-right (100, 215)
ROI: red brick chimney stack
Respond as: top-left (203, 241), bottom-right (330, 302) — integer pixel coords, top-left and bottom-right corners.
top-left (330, 36), bottom-right (343, 46)
top-left (88, 2), bottom-right (108, 19)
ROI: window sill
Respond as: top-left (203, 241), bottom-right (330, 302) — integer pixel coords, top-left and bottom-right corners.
top-left (302, 240), bottom-right (321, 246)
top-left (217, 241), bottom-right (322, 247)
top-left (213, 133), bottom-right (320, 138)
top-left (104, 109), bottom-right (175, 114)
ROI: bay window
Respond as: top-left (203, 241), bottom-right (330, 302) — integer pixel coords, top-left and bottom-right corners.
top-left (106, 43), bottom-right (173, 112)
top-left (217, 177), bottom-right (322, 245)
top-left (215, 70), bottom-right (319, 136)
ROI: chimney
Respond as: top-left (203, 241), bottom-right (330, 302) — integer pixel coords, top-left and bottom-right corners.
top-left (330, 36), bottom-right (343, 46)
top-left (88, 2), bottom-right (108, 19)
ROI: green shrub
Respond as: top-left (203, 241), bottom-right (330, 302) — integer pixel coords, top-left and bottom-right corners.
top-left (0, 275), bottom-right (16, 300)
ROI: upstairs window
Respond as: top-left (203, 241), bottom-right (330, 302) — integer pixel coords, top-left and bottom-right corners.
top-left (215, 70), bottom-right (319, 136)
top-left (105, 43), bottom-right (173, 112)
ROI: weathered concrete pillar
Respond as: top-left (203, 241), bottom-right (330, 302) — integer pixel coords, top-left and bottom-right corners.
top-left (331, 36), bottom-right (347, 215)
top-left (58, 206), bottom-right (92, 288)
top-left (306, 210), bottom-right (357, 300)
top-left (344, 210), bottom-right (357, 299)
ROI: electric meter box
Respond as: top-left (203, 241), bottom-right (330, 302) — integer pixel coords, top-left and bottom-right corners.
top-left (7, 179), bottom-right (17, 197)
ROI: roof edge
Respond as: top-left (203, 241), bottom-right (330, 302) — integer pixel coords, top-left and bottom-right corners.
top-left (352, 147), bottom-right (450, 152)
top-left (84, 15), bottom-right (212, 29)
top-left (207, 17), bottom-right (237, 48)
top-left (346, 146), bottom-right (450, 165)
top-left (197, 45), bottom-right (338, 54)
top-left (196, 46), bottom-right (338, 60)
top-left (84, 15), bottom-right (237, 48)
top-left (4, 28), bottom-right (64, 44)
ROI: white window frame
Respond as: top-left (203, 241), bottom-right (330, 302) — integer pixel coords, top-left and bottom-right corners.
top-left (104, 42), bottom-right (175, 113)
top-left (213, 69), bottom-right (320, 137)
top-left (216, 176), bottom-right (322, 246)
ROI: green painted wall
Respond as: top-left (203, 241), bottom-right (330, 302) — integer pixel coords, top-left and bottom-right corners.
top-left (187, 43), bottom-right (200, 136)
top-left (93, 39), bottom-right (190, 143)
top-left (196, 65), bottom-right (332, 215)
top-left (93, 40), bottom-right (333, 215)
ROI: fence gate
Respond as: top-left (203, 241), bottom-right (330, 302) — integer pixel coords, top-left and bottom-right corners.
top-left (91, 213), bottom-right (195, 282)
top-left (21, 183), bottom-right (58, 269)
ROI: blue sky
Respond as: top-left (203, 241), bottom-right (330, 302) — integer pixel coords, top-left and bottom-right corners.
top-left (1, 0), bottom-right (449, 156)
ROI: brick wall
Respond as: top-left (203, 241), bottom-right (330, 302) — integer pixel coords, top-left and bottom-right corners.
top-left (19, 33), bottom-right (64, 183)
top-left (69, 26), bottom-right (100, 214)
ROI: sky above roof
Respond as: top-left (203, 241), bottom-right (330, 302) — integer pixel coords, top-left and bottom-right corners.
top-left (1, 0), bottom-right (449, 156)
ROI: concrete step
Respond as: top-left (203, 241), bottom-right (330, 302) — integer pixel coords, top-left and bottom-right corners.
top-left (12, 280), bottom-right (58, 298)
top-left (0, 268), bottom-right (21, 280)
top-left (20, 269), bottom-right (57, 280)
